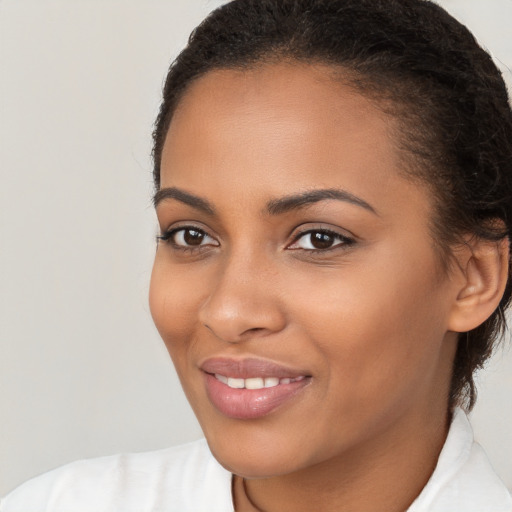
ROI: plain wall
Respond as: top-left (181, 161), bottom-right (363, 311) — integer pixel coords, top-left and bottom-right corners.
top-left (1, 0), bottom-right (511, 497)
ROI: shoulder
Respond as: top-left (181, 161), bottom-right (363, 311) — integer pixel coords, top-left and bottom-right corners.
top-left (0, 439), bottom-right (233, 512)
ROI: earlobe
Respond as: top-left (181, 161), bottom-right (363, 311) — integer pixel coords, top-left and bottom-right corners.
top-left (448, 236), bottom-right (510, 333)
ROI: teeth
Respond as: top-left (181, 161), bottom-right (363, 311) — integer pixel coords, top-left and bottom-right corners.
top-left (264, 377), bottom-right (279, 388)
top-left (215, 374), bottom-right (228, 385)
top-left (245, 377), bottom-right (264, 389)
top-left (227, 377), bottom-right (245, 389)
top-left (215, 374), bottom-right (305, 389)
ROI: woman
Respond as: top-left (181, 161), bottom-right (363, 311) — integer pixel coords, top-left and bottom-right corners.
top-left (2, 0), bottom-right (511, 510)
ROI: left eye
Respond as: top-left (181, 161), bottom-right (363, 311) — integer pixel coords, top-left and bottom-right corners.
top-left (288, 230), bottom-right (352, 251)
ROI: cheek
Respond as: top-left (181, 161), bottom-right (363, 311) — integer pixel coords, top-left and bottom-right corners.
top-left (149, 255), bottom-right (203, 363)
top-left (288, 248), bottom-right (450, 402)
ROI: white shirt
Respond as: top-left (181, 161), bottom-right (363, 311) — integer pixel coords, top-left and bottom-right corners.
top-left (1, 409), bottom-right (511, 511)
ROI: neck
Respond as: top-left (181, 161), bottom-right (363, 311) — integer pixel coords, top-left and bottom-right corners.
top-left (234, 404), bottom-right (451, 512)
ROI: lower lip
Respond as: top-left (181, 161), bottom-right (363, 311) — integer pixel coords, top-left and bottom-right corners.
top-left (204, 373), bottom-right (310, 420)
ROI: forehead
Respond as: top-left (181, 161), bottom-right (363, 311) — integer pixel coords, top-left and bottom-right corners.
top-left (161, 62), bottom-right (431, 220)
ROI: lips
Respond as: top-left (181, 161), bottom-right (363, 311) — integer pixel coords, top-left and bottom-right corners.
top-left (200, 357), bottom-right (311, 420)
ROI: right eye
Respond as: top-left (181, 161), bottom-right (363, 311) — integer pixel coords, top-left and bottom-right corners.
top-left (158, 227), bottom-right (219, 249)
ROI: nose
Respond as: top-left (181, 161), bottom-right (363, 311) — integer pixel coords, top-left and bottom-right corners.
top-left (198, 252), bottom-right (286, 343)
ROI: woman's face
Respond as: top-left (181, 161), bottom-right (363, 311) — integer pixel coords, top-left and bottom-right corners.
top-left (150, 62), bottom-right (460, 478)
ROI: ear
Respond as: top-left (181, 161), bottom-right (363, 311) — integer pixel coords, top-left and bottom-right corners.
top-left (448, 235), bottom-right (510, 333)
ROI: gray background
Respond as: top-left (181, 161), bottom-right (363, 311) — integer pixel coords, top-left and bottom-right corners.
top-left (1, 0), bottom-right (511, 497)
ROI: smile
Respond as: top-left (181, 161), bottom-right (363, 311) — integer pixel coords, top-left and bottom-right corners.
top-left (200, 357), bottom-right (311, 419)
top-left (214, 374), bottom-right (306, 390)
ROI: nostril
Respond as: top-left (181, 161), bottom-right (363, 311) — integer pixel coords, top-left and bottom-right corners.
top-left (203, 323), bottom-right (270, 343)
top-left (240, 327), bottom-right (268, 338)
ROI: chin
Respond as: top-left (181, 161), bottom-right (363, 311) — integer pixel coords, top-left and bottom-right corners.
top-left (208, 440), bottom-right (303, 479)
top-left (198, 414), bottom-right (328, 479)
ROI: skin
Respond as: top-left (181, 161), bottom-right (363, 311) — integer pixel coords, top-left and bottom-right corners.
top-left (149, 62), bottom-right (471, 512)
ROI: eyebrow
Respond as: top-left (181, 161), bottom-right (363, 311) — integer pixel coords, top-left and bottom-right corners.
top-left (153, 187), bottom-right (216, 215)
top-left (266, 188), bottom-right (378, 216)
top-left (153, 186), bottom-right (377, 217)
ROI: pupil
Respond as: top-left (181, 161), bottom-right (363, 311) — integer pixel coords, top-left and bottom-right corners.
top-left (184, 229), bottom-right (204, 245)
top-left (311, 232), bottom-right (333, 249)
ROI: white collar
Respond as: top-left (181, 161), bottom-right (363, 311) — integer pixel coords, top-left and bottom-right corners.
top-left (408, 408), bottom-right (512, 511)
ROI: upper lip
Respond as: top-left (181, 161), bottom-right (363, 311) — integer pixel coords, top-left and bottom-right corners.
top-left (200, 357), bottom-right (309, 379)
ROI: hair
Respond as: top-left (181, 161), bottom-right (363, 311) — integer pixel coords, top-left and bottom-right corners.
top-left (152, 0), bottom-right (512, 410)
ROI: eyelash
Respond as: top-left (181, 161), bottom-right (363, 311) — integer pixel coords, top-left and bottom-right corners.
top-left (288, 228), bottom-right (355, 253)
top-left (157, 226), bottom-right (219, 253)
top-left (157, 226), bottom-right (355, 254)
